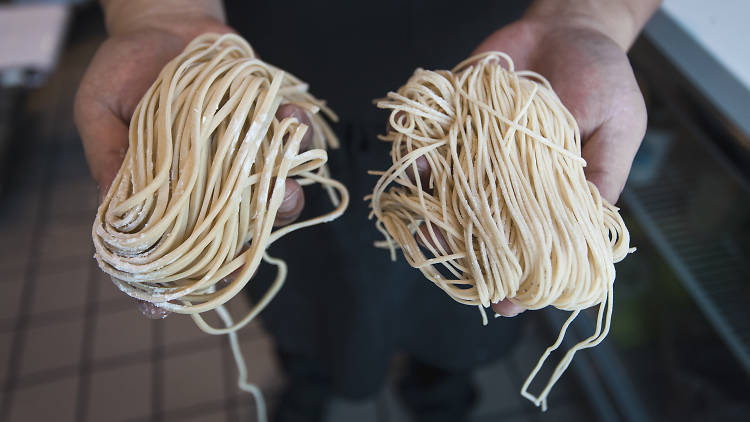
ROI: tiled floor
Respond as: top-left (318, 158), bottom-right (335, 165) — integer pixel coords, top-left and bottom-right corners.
top-left (0, 8), bottom-right (597, 422)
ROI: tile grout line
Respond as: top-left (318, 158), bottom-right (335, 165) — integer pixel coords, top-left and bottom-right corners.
top-left (0, 132), bottom-right (58, 421)
top-left (7, 329), bottom-right (254, 392)
top-left (0, 297), bottom-right (135, 334)
top-left (138, 393), bottom-right (281, 422)
top-left (161, 397), bottom-right (233, 421)
top-left (73, 256), bottom-right (102, 422)
top-left (13, 365), bottom-right (80, 389)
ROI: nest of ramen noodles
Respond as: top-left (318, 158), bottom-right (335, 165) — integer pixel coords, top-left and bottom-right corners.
top-left (368, 52), bottom-right (632, 410)
top-left (91, 33), bottom-right (349, 422)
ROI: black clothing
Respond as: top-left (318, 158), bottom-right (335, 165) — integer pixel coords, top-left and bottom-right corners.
top-left (228, 0), bottom-right (531, 401)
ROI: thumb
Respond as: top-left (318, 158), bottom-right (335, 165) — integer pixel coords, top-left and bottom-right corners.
top-left (581, 114), bottom-right (644, 204)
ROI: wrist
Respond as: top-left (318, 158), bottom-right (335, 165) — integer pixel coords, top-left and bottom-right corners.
top-left (101, 0), bottom-right (226, 39)
top-left (524, 0), bottom-right (661, 51)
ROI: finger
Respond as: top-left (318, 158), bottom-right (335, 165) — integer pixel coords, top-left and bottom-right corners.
top-left (416, 221), bottom-right (451, 254)
top-left (491, 299), bottom-right (526, 317)
top-left (74, 97), bottom-right (129, 201)
top-left (404, 155), bottom-right (432, 189)
top-left (417, 222), bottom-right (527, 316)
top-left (273, 178), bottom-right (305, 227)
top-left (276, 103), bottom-right (314, 151)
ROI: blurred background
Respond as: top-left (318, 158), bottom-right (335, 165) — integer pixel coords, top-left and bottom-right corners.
top-left (0, 0), bottom-right (749, 421)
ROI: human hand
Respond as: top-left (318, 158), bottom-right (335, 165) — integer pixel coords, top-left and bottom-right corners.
top-left (409, 9), bottom-right (649, 316)
top-left (74, 12), bottom-right (310, 227)
top-left (478, 14), bottom-right (647, 316)
top-left (75, 7), bottom-right (313, 318)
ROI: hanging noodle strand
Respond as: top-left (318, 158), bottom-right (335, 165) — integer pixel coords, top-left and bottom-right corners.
top-left (368, 52), bottom-right (632, 411)
top-left (92, 33), bottom-right (349, 422)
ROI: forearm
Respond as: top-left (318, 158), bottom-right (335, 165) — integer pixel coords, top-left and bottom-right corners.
top-left (525, 0), bottom-right (662, 50)
top-left (100, 0), bottom-right (225, 35)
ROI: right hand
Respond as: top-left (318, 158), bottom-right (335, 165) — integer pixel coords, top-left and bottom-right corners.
top-left (409, 7), bottom-right (649, 317)
top-left (75, 13), bottom-right (311, 316)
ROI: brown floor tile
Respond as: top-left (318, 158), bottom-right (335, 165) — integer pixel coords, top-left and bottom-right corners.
top-left (0, 255), bottom-right (29, 285)
top-left (96, 270), bottom-right (131, 303)
top-left (161, 299), bottom-right (265, 352)
top-left (166, 408), bottom-right (229, 422)
top-left (8, 377), bottom-right (78, 422)
top-left (0, 226), bottom-right (33, 279)
top-left (19, 317), bottom-right (83, 376)
top-left (37, 219), bottom-right (93, 268)
top-left (0, 331), bottom-right (12, 380)
top-left (0, 191), bottom-right (40, 233)
top-left (163, 347), bottom-right (226, 413)
top-left (0, 278), bottom-right (24, 321)
top-left (239, 319), bottom-right (268, 342)
top-left (30, 264), bottom-right (89, 315)
top-left (234, 398), bottom-right (254, 422)
top-left (163, 313), bottom-right (222, 350)
top-left (223, 296), bottom-right (268, 339)
top-left (0, 220), bottom-right (31, 240)
top-left (222, 295), bottom-right (251, 320)
top-left (92, 307), bottom-right (154, 361)
top-left (49, 178), bottom-right (98, 218)
top-left (235, 336), bottom-right (285, 394)
top-left (87, 360), bottom-right (152, 422)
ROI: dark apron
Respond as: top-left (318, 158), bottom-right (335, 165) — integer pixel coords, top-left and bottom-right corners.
top-left (228, 0), bottom-right (530, 398)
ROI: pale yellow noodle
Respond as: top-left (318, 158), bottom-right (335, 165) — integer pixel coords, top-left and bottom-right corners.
top-left (368, 52), bottom-right (632, 410)
top-left (92, 33), bottom-right (349, 422)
